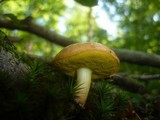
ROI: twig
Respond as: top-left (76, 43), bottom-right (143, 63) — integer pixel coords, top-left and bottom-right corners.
top-left (110, 75), bottom-right (145, 94)
top-left (130, 74), bottom-right (160, 81)
top-left (119, 73), bottom-right (160, 81)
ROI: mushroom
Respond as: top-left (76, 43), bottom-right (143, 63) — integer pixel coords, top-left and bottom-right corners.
top-left (53, 42), bottom-right (120, 107)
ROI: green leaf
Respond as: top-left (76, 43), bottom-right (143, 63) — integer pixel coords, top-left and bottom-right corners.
top-left (75, 0), bottom-right (98, 7)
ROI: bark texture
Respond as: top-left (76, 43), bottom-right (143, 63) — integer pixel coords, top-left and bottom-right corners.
top-left (0, 48), bottom-right (30, 81)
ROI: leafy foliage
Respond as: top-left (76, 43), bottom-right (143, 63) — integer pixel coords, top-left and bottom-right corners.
top-left (102, 0), bottom-right (160, 53)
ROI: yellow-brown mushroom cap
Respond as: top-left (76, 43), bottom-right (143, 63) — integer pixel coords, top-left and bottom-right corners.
top-left (53, 42), bottom-right (120, 80)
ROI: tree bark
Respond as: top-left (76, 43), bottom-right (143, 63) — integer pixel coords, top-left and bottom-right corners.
top-left (0, 48), bottom-right (30, 84)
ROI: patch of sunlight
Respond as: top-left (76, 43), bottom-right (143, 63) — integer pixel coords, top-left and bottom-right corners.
top-left (153, 13), bottom-right (159, 22)
top-left (93, 6), bottom-right (118, 40)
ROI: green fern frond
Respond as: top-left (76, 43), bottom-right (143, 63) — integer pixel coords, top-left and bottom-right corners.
top-left (87, 81), bottom-right (114, 119)
top-left (114, 91), bottom-right (128, 109)
top-left (94, 81), bottom-right (114, 101)
top-left (26, 61), bottom-right (46, 81)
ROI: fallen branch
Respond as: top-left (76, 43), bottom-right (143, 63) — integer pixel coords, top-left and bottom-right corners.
top-left (1, 17), bottom-right (160, 68)
top-left (113, 48), bottom-right (160, 68)
top-left (119, 73), bottom-right (160, 81)
top-left (130, 74), bottom-right (160, 81)
top-left (110, 76), bottom-right (145, 94)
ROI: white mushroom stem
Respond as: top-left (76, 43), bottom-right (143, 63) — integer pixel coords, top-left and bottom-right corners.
top-left (75, 67), bottom-right (92, 107)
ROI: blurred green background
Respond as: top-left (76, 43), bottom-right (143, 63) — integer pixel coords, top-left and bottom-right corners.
top-left (1, 0), bottom-right (159, 55)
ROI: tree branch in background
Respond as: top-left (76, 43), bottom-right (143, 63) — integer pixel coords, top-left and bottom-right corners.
top-left (114, 48), bottom-right (160, 68)
top-left (110, 76), bottom-right (145, 94)
top-left (1, 17), bottom-right (160, 68)
top-left (7, 36), bottom-right (23, 42)
top-left (0, 16), bottom-right (76, 46)
top-left (130, 74), bottom-right (160, 81)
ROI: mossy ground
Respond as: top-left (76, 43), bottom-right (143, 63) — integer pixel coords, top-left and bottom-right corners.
top-left (0, 61), bottom-right (159, 120)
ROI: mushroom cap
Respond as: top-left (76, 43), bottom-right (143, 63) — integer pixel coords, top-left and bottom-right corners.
top-left (53, 42), bottom-right (120, 80)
